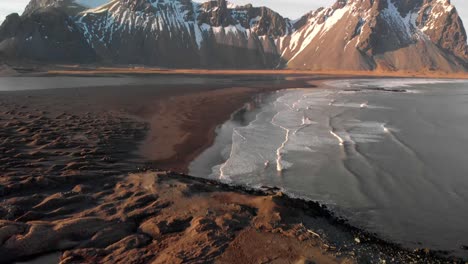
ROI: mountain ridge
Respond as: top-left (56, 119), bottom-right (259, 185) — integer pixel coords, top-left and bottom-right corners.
top-left (0, 0), bottom-right (467, 72)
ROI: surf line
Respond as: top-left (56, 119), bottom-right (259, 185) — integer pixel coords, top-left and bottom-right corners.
top-left (218, 130), bottom-right (240, 181)
top-left (276, 127), bottom-right (290, 172)
top-left (219, 159), bottom-right (229, 181)
top-left (271, 113), bottom-right (291, 173)
top-left (330, 130), bottom-right (344, 146)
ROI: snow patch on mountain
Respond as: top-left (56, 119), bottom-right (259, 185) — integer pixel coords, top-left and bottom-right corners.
top-left (287, 3), bottom-right (353, 62)
top-left (381, 0), bottom-right (415, 40)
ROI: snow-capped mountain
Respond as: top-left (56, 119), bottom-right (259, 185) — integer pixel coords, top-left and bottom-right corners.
top-left (70, 0), bottom-right (292, 67)
top-left (280, 0), bottom-right (468, 71)
top-left (0, 0), bottom-right (467, 72)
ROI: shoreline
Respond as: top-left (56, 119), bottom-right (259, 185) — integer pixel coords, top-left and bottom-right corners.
top-left (138, 78), bottom-right (340, 173)
top-left (156, 77), bottom-right (468, 260)
top-left (138, 87), bottom-right (271, 173)
top-left (45, 67), bottom-right (468, 80)
top-left (160, 171), bottom-right (464, 262)
top-left (0, 74), bottom-right (466, 263)
top-left (3, 63), bottom-right (468, 79)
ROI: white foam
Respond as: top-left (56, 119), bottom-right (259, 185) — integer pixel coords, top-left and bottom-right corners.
top-left (208, 87), bottom-right (395, 180)
top-left (276, 128), bottom-right (290, 172)
top-left (271, 112), bottom-right (292, 172)
top-left (382, 124), bottom-right (389, 133)
top-left (330, 130), bottom-right (345, 146)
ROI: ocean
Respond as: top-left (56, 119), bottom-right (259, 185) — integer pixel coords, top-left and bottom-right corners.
top-left (190, 78), bottom-right (468, 257)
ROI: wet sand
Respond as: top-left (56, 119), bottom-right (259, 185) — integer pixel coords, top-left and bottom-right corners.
top-left (0, 74), bottom-right (464, 263)
top-left (138, 87), bottom-right (266, 173)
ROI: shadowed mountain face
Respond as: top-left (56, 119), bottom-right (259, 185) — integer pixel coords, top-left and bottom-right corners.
top-left (0, 0), bottom-right (467, 71)
top-left (0, 8), bottom-right (95, 63)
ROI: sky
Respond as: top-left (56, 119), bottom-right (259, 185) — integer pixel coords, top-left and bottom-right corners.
top-left (0, 0), bottom-right (467, 24)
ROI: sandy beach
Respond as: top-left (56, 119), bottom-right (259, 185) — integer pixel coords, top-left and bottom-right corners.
top-left (138, 87), bottom-right (264, 173)
top-left (0, 73), bottom-right (464, 263)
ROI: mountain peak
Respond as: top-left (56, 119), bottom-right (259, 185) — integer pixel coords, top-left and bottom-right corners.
top-left (281, 0), bottom-right (467, 71)
top-left (2, 0), bottom-right (467, 71)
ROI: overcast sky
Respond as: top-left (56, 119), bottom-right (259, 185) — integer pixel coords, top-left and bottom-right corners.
top-left (0, 0), bottom-right (467, 25)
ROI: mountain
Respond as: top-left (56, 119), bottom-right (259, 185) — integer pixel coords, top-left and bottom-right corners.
top-left (280, 0), bottom-right (468, 71)
top-left (0, 7), bottom-right (95, 62)
top-left (0, 0), bottom-right (467, 72)
top-left (4, 0), bottom-right (291, 68)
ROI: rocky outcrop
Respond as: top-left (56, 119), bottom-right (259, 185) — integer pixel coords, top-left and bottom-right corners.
top-left (0, 0), bottom-right (467, 71)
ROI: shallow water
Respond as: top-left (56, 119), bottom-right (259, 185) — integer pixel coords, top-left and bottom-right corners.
top-left (190, 78), bottom-right (468, 257)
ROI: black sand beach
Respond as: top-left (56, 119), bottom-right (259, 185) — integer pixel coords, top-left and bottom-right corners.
top-left (0, 73), bottom-right (465, 263)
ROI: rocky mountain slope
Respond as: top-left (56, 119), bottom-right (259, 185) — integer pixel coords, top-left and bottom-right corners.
top-left (0, 0), bottom-right (467, 72)
top-left (280, 0), bottom-right (468, 71)
top-left (0, 8), bottom-right (95, 62)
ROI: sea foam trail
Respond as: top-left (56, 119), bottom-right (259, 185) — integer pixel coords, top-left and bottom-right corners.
top-left (330, 130), bottom-right (344, 146)
top-left (269, 96), bottom-right (307, 173)
top-left (333, 124), bottom-right (388, 203)
top-left (218, 130), bottom-right (243, 181)
top-left (382, 124), bottom-right (420, 162)
top-left (271, 111), bottom-right (291, 172)
top-left (218, 159), bottom-right (229, 181)
top-left (276, 127), bottom-right (290, 172)
top-left (233, 129), bottom-right (246, 141)
top-left (380, 123), bottom-right (438, 191)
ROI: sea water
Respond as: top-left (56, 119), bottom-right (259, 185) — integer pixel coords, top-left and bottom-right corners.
top-left (189, 78), bottom-right (468, 257)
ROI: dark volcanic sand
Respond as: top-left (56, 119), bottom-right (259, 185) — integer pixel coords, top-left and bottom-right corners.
top-left (0, 75), bottom-right (463, 263)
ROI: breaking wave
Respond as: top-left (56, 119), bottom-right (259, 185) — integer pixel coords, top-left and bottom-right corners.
top-left (189, 78), bottom-right (468, 258)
